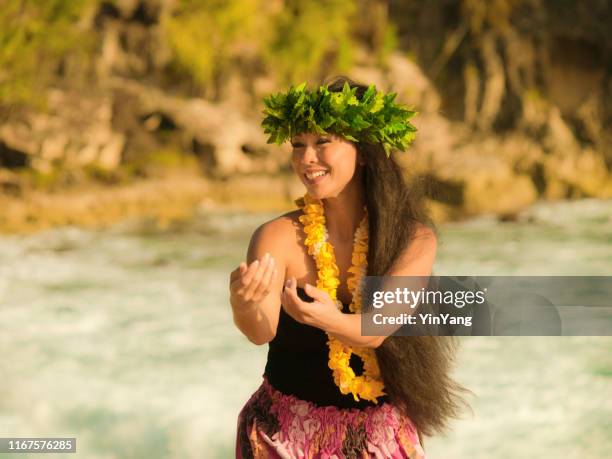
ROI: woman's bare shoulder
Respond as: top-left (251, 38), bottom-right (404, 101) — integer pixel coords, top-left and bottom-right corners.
top-left (248, 210), bottom-right (303, 252)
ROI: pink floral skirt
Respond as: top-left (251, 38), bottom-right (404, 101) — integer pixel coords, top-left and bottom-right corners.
top-left (235, 376), bottom-right (426, 459)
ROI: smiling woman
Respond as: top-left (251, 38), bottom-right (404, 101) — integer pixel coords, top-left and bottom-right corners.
top-left (229, 76), bottom-right (468, 458)
top-left (291, 132), bottom-right (361, 200)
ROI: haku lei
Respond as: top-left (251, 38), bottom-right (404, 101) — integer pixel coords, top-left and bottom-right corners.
top-left (261, 81), bottom-right (418, 157)
top-left (298, 193), bottom-right (386, 403)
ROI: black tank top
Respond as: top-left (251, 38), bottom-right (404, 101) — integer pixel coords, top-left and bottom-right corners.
top-left (264, 286), bottom-right (390, 409)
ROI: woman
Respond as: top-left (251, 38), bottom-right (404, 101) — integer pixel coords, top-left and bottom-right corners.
top-left (230, 76), bottom-right (467, 458)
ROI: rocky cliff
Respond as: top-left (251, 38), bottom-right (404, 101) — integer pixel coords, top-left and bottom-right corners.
top-left (1, 0), bottom-right (610, 228)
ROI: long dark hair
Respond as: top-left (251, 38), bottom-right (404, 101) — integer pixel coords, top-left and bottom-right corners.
top-left (324, 76), bottom-right (470, 442)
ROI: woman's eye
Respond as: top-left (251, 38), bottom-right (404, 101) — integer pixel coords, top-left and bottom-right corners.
top-left (290, 139), bottom-right (327, 148)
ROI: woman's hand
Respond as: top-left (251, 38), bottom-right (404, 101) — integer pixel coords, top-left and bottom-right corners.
top-left (229, 253), bottom-right (277, 315)
top-left (281, 277), bottom-right (342, 329)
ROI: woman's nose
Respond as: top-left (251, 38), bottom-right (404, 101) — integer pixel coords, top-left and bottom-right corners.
top-left (301, 145), bottom-right (318, 163)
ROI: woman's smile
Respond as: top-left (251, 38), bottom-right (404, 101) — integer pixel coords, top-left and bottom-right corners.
top-left (304, 168), bottom-right (330, 184)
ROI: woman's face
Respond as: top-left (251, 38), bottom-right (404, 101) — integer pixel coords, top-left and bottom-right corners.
top-left (290, 132), bottom-right (362, 200)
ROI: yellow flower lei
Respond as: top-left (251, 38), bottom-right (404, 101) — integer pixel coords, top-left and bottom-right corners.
top-left (298, 193), bottom-right (386, 403)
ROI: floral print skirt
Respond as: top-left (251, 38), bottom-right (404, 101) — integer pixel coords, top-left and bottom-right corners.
top-left (235, 376), bottom-right (426, 459)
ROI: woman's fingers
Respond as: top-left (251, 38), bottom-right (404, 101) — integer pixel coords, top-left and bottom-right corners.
top-left (231, 258), bottom-right (260, 295)
top-left (229, 265), bottom-right (241, 284)
top-left (280, 284), bottom-right (294, 317)
top-left (229, 264), bottom-right (248, 293)
top-left (243, 253), bottom-right (272, 300)
top-left (230, 262), bottom-right (248, 285)
top-left (241, 259), bottom-right (261, 285)
top-left (235, 257), bottom-right (263, 295)
top-left (304, 283), bottom-right (332, 305)
top-left (282, 277), bottom-right (312, 324)
top-left (231, 265), bottom-right (250, 295)
top-left (252, 256), bottom-right (276, 300)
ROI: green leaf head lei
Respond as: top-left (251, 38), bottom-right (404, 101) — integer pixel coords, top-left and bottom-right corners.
top-left (261, 81), bottom-right (418, 157)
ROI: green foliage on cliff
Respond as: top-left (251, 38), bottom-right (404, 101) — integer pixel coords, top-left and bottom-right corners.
top-left (163, 0), bottom-right (265, 91)
top-left (0, 0), bottom-right (390, 105)
top-left (163, 0), bottom-right (359, 90)
top-left (0, 0), bottom-right (95, 107)
top-left (263, 0), bottom-right (357, 84)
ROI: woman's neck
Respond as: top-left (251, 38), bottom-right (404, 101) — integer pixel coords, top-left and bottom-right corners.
top-left (322, 184), bottom-right (366, 243)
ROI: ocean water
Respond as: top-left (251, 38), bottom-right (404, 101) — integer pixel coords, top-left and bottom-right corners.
top-left (0, 199), bottom-right (610, 458)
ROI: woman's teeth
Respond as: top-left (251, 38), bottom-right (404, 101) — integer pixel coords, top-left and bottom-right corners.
top-left (305, 171), bottom-right (328, 180)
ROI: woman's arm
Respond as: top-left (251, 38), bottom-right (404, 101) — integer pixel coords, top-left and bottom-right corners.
top-left (329, 224), bottom-right (438, 348)
top-left (283, 224), bottom-right (437, 348)
top-left (230, 218), bottom-right (290, 345)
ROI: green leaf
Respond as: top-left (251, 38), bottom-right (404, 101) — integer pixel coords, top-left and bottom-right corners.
top-left (350, 115), bottom-right (371, 130)
top-left (369, 96), bottom-right (384, 113)
top-left (362, 84), bottom-right (377, 103)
